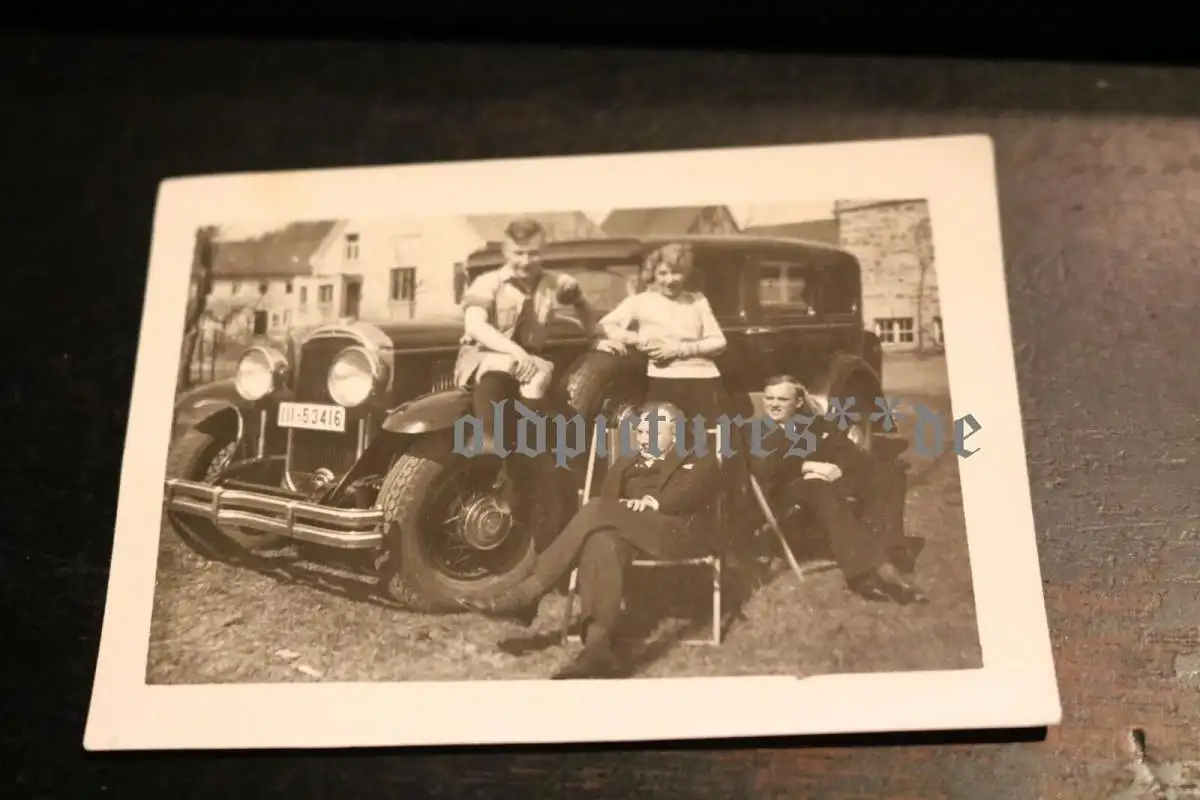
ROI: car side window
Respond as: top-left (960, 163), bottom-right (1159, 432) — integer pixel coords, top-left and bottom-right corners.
top-left (758, 260), bottom-right (818, 315)
top-left (820, 251), bottom-right (861, 315)
top-left (689, 252), bottom-right (741, 319)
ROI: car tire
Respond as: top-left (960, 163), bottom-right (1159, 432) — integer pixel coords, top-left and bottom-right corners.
top-left (376, 428), bottom-right (567, 613)
top-left (164, 424), bottom-right (285, 559)
top-left (561, 349), bottom-right (648, 421)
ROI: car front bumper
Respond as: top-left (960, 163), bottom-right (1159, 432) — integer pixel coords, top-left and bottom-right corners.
top-left (163, 478), bottom-right (384, 549)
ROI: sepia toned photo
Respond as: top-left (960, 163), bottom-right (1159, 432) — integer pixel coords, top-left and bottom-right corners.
top-left (86, 136), bottom-right (1060, 751)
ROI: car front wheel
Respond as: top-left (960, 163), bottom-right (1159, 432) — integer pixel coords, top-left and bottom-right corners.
top-left (164, 423), bottom-right (285, 559)
top-left (375, 428), bottom-right (568, 613)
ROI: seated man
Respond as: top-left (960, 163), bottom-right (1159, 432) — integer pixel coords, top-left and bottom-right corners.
top-left (454, 217), bottom-right (599, 506)
top-left (459, 401), bottom-right (723, 679)
top-left (750, 374), bottom-right (925, 604)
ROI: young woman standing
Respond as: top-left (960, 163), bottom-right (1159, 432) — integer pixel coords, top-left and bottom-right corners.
top-left (597, 242), bottom-right (731, 441)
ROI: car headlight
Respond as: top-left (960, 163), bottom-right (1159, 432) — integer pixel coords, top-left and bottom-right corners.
top-left (233, 346), bottom-right (289, 402)
top-left (327, 346), bottom-right (388, 408)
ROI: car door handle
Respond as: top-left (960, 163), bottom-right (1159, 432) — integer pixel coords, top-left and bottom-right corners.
top-left (744, 326), bottom-right (774, 335)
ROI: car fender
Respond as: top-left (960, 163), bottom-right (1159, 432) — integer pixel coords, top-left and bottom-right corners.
top-left (861, 328), bottom-right (885, 378)
top-left (810, 353), bottom-right (882, 412)
top-left (382, 389), bottom-right (474, 435)
top-left (173, 379), bottom-right (253, 435)
top-left (175, 378), bottom-right (248, 416)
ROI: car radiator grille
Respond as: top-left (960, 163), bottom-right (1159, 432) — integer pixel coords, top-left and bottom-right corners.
top-left (428, 356), bottom-right (456, 393)
top-left (287, 336), bottom-right (363, 492)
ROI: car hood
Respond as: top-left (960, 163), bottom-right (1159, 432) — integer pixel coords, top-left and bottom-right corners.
top-left (293, 313), bottom-right (588, 351)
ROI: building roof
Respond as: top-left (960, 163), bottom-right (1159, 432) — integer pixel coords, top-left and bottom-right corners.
top-left (742, 218), bottom-right (839, 244)
top-left (464, 233), bottom-right (849, 273)
top-left (834, 199), bottom-right (927, 214)
top-left (464, 212), bottom-right (605, 244)
top-left (211, 220), bottom-right (335, 279)
top-left (600, 206), bottom-right (736, 237)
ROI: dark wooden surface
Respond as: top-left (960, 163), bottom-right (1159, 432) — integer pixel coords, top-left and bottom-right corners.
top-left (5, 36), bottom-right (1200, 798)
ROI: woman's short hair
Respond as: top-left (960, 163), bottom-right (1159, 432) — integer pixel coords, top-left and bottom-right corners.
top-left (638, 242), bottom-right (695, 290)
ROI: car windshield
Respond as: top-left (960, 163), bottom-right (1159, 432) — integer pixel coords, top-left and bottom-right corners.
top-left (553, 260), bottom-right (744, 319)
top-left (550, 262), bottom-right (641, 316)
top-left (462, 257), bottom-right (743, 320)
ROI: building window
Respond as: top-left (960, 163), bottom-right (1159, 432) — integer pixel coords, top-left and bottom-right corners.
top-left (258, 281), bottom-right (269, 295)
top-left (271, 312), bottom-right (280, 327)
top-left (875, 317), bottom-right (915, 344)
top-left (343, 232), bottom-right (360, 262)
top-left (285, 280), bottom-right (293, 294)
top-left (282, 310), bottom-right (292, 326)
top-left (252, 310), bottom-right (268, 337)
top-left (299, 286), bottom-right (308, 306)
top-left (933, 316), bottom-right (944, 346)
top-left (318, 284), bottom-right (334, 305)
top-left (390, 267), bottom-right (417, 302)
top-left (230, 280), bottom-right (241, 295)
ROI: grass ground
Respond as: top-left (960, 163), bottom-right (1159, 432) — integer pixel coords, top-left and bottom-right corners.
top-left (147, 354), bottom-right (980, 683)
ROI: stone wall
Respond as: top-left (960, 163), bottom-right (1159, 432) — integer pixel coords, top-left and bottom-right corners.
top-left (834, 199), bottom-right (942, 352)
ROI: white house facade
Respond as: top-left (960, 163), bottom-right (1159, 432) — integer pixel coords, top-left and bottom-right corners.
top-left (202, 276), bottom-right (298, 340)
top-left (301, 212), bottom-right (605, 327)
top-left (200, 220), bottom-right (333, 344)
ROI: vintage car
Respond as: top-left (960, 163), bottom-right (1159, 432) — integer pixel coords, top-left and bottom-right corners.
top-left (163, 234), bottom-right (884, 611)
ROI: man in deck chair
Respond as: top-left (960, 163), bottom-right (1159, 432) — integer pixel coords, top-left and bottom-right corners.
top-left (749, 374), bottom-right (926, 604)
top-left (458, 400), bottom-right (723, 679)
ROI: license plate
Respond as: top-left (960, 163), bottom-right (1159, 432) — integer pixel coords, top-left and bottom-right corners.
top-left (277, 402), bottom-right (346, 433)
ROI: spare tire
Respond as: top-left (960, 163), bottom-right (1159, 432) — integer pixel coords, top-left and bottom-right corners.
top-left (560, 349), bottom-right (648, 422)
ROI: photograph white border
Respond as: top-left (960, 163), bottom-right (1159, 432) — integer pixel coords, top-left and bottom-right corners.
top-left (84, 134), bottom-right (1061, 751)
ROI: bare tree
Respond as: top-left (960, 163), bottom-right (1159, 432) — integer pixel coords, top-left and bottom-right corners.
top-left (911, 215), bottom-right (934, 352)
top-left (204, 294), bottom-right (264, 332)
top-left (177, 225), bottom-right (218, 391)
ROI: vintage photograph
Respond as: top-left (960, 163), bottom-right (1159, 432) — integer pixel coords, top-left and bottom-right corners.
top-left (86, 136), bottom-right (1059, 750)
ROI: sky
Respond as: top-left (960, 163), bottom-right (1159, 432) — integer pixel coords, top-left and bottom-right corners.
top-left (212, 200), bottom-right (837, 241)
top-left (213, 220), bottom-right (297, 241)
top-left (582, 201), bottom-right (835, 228)
top-left (728, 200), bottom-right (836, 228)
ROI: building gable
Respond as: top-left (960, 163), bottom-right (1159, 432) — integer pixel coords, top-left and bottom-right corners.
top-left (307, 220), bottom-right (349, 272)
top-left (463, 212), bottom-right (604, 245)
top-left (742, 218), bottom-right (840, 244)
top-left (600, 205), bottom-right (739, 237)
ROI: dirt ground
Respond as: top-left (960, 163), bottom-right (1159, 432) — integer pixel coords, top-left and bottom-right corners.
top-left (147, 353), bottom-right (981, 683)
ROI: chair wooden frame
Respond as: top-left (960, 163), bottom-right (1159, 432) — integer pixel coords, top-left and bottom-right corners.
top-left (747, 473), bottom-right (838, 581)
top-left (561, 418), bottom-right (729, 646)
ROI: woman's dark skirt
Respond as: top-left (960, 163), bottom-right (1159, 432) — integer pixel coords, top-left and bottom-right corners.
top-left (643, 376), bottom-right (754, 454)
top-left (644, 376), bottom-right (725, 422)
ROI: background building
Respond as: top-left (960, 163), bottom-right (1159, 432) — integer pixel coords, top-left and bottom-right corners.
top-left (301, 212), bottom-right (604, 326)
top-left (204, 221), bottom-right (332, 341)
top-left (601, 205), bottom-right (739, 237)
top-left (834, 199), bottom-right (941, 352)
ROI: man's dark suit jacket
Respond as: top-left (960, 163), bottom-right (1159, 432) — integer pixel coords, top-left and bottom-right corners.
top-left (748, 410), bottom-right (870, 492)
top-left (597, 447), bottom-right (723, 540)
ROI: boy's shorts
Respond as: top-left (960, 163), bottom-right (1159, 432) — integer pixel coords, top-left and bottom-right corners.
top-left (456, 349), bottom-right (554, 397)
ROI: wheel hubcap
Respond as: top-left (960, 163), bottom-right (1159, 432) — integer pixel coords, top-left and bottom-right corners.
top-left (456, 493), bottom-right (514, 551)
top-left (204, 442), bottom-right (236, 482)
